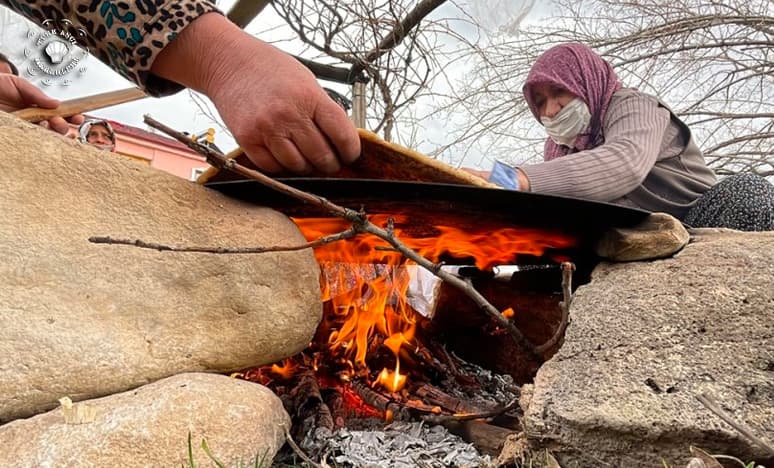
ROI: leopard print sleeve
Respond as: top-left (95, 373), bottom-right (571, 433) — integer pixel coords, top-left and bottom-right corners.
top-left (2, 0), bottom-right (222, 96)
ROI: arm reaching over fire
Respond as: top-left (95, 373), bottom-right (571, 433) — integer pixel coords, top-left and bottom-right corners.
top-left (493, 42), bottom-right (716, 218)
top-left (0, 1), bottom-right (360, 175)
top-left (151, 13), bottom-right (360, 174)
top-left (491, 42), bottom-right (774, 231)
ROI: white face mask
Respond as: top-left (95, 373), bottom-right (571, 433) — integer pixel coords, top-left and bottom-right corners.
top-left (540, 98), bottom-right (591, 147)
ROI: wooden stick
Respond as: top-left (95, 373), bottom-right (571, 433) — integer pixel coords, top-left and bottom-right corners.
top-left (535, 262), bottom-right (575, 354)
top-left (421, 398), bottom-right (519, 425)
top-left (12, 87), bottom-right (147, 122)
top-left (282, 425), bottom-right (323, 468)
top-left (440, 420), bottom-right (516, 456)
top-left (89, 228), bottom-right (358, 254)
top-left (696, 393), bottom-right (774, 457)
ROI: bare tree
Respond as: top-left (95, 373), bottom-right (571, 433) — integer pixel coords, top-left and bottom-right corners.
top-left (424, 0), bottom-right (774, 177)
top-left (271, 0), bottom-right (461, 141)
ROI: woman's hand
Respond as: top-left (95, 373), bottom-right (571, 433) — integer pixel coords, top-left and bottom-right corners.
top-left (151, 13), bottom-right (360, 174)
top-left (1, 74), bottom-right (84, 135)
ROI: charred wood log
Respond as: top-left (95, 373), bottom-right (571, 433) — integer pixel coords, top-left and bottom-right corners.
top-left (414, 384), bottom-right (485, 414)
top-left (426, 341), bottom-right (480, 389)
top-left (288, 368), bottom-right (335, 438)
top-left (351, 380), bottom-right (412, 421)
top-left (421, 400), bottom-right (521, 456)
top-left (322, 386), bottom-right (347, 429)
top-left (397, 340), bottom-right (451, 383)
top-left (422, 273), bottom-right (566, 383)
top-left (442, 420), bottom-right (516, 457)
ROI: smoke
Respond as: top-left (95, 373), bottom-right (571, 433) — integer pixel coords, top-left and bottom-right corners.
top-left (462, 0), bottom-right (536, 36)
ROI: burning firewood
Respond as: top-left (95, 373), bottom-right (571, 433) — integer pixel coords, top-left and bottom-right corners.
top-left (288, 367), bottom-right (334, 437)
top-left (414, 384), bottom-right (486, 415)
top-left (139, 115), bottom-right (554, 362)
top-left (104, 117), bottom-right (586, 461)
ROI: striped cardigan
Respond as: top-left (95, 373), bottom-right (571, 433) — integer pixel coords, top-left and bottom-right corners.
top-left (521, 88), bottom-right (717, 219)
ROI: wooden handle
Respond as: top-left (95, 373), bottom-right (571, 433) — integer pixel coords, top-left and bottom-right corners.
top-left (12, 87), bottom-right (147, 122)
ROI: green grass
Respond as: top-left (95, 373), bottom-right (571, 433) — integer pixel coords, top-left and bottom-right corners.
top-left (184, 431), bottom-right (271, 468)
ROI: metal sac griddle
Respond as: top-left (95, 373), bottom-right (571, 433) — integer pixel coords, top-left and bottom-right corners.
top-left (205, 178), bottom-right (650, 240)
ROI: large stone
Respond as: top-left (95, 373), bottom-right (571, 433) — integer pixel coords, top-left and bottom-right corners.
top-left (0, 113), bottom-right (321, 422)
top-left (595, 212), bottom-right (690, 261)
top-left (523, 229), bottom-right (774, 467)
top-left (0, 373), bottom-right (289, 467)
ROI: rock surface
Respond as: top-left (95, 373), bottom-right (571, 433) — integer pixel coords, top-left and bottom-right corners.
top-left (595, 212), bottom-right (690, 261)
top-left (524, 229), bottom-right (774, 466)
top-left (0, 113), bottom-right (321, 421)
top-left (0, 373), bottom-right (289, 467)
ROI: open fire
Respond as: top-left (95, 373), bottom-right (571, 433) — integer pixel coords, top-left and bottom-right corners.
top-left (245, 213), bottom-right (576, 396)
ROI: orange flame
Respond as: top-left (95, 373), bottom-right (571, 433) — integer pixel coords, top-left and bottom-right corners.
top-left (378, 366), bottom-right (407, 393)
top-left (270, 359), bottom-right (298, 379)
top-left (376, 332), bottom-right (412, 392)
top-left (293, 214), bottom-right (575, 391)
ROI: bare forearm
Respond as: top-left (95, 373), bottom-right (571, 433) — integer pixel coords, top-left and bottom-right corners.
top-left (516, 168), bottom-right (531, 191)
top-left (150, 12), bottom-right (242, 95)
top-left (149, 10), bottom-right (359, 174)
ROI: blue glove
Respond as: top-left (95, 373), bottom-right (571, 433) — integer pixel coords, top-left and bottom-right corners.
top-left (488, 160), bottom-right (520, 190)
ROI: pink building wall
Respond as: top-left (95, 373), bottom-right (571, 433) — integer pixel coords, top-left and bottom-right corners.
top-left (89, 117), bottom-right (211, 181)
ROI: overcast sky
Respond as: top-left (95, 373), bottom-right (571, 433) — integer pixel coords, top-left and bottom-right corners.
top-left (0, 1), bottom-right (542, 168)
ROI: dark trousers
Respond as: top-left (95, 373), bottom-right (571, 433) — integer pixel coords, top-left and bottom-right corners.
top-left (684, 173), bottom-right (774, 231)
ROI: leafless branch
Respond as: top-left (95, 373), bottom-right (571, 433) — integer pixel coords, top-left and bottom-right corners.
top-left (421, 398), bottom-right (519, 425)
top-left (283, 425), bottom-right (323, 468)
top-left (88, 230), bottom-right (358, 254)
top-left (350, 0), bottom-right (448, 76)
top-left (535, 261), bottom-right (575, 354)
top-left (696, 393), bottom-right (774, 457)
top-left (271, 0), bottom-right (450, 141)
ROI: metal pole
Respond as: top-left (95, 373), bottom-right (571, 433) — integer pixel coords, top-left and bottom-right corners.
top-left (351, 81), bottom-right (366, 128)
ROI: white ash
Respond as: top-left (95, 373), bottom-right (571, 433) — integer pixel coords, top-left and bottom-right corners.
top-left (444, 358), bottom-right (521, 409)
top-left (301, 422), bottom-right (493, 468)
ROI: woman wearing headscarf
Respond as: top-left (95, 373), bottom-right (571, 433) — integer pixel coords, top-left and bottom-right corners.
top-left (498, 42), bottom-right (773, 231)
top-left (78, 119), bottom-right (117, 152)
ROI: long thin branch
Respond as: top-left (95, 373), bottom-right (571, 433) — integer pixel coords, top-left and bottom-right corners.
top-left (283, 425), bottom-right (323, 468)
top-left (89, 229), bottom-right (358, 253)
top-left (421, 398), bottom-right (519, 425)
top-left (696, 393), bottom-right (774, 457)
top-left (142, 115), bottom-right (541, 360)
top-left (535, 262), bottom-right (575, 354)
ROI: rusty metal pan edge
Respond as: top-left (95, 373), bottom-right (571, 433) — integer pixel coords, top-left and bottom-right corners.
top-left (206, 178), bottom-right (651, 234)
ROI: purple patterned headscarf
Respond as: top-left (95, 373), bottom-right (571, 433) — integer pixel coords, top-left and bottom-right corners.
top-left (523, 43), bottom-right (622, 161)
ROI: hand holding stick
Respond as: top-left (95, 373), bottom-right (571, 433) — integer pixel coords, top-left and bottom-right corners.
top-left (13, 87), bottom-right (146, 122)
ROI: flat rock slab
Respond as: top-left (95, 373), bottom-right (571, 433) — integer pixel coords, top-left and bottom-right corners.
top-left (0, 373), bottom-right (289, 467)
top-left (0, 113), bottom-right (321, 421)
top-left (523, 229), bottom-right (774, 467)
top-left (595, 212), bottom-right (690, 261)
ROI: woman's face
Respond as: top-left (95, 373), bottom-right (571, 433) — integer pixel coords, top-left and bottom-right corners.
top-left (86, 124), bottom-right (113, 148)
top-left (531, 83), bottom-right (577, 119)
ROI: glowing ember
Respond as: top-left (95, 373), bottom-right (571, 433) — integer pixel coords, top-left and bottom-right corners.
top-left (291, 214), bottom-right (576, 392)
